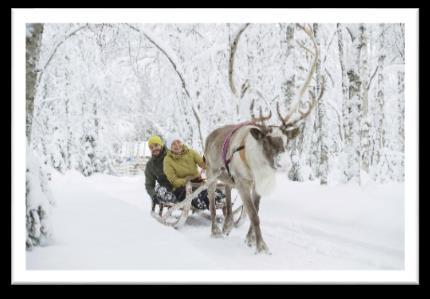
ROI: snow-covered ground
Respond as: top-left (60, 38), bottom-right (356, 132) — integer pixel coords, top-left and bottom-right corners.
top-left (26, 170), bottom-right (404, 270)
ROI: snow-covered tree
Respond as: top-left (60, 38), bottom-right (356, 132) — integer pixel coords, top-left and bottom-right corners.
top-left (29, 23), bottom-right (405, 185)
top-left (26, 23), bottom-right (55, 250)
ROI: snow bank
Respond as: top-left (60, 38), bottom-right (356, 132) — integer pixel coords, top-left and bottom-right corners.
top-left (26, 146), bottom-right (55, 249)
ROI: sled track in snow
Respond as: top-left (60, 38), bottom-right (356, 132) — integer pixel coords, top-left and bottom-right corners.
top-left (262, 219), bottom-right (403, 268)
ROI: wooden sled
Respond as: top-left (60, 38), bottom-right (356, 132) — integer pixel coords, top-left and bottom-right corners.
top-left (151, 178), bottom-right (245, 229)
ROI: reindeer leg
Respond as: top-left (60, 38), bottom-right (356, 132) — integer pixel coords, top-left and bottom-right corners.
top-left (222, 185), bottom-right (234, 236)
top-left (238, 183), bottom-right (270, 254)
top-left (246, 187), bottom-right (261, 245)
top-left (207, 175), bottom-right (222, 238)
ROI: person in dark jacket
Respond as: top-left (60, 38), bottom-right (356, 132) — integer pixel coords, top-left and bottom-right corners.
top-left (144, 135), bottom-right (178, 213)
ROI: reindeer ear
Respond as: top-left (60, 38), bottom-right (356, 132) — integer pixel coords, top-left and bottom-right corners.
top-left (250, 128), bottom-right (265, 140)
top-left (286, 127), bottom-right (300, 140)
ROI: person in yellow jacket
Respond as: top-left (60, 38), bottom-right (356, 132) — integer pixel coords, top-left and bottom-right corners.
top-left (163, 134), bottom-right (224, 209)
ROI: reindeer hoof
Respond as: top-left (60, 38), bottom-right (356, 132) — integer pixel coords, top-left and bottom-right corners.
top-left (223, 229), bottom-right (232, 236)
top-left (255, 248), bottom-right (272, 255)
top-left (223, 222), bottom-right (233, 236)
top-left (211, 226), bottom-right (223, 238)
top-left (245, 237), bottom-right (254, 247)
top-left (245, 234), bottom-right (256, 247)
top-left (255, 241), bottom-right (271, 255)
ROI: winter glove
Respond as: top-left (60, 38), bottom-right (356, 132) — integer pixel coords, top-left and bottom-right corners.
top-left (184, 175), bottom-right (196, 184)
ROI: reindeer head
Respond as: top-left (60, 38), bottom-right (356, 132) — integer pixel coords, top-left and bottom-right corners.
top-left (248, 24), bottom-right (325, 172)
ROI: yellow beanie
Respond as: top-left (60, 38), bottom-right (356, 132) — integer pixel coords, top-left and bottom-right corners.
top-left (147, 135), bottom-right (164, 147)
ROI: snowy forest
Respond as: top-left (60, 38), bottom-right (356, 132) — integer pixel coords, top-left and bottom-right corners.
top-left (25, 23), bottom-right (405, 253)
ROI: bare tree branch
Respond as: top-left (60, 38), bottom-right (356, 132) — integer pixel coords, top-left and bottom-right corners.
top-left (323, 29), bottom-right (337, 64)
top-left (296, 40), bottom-right (315, 57)
top-left (378, 24), bottom-right (393, 39)
top-left (394, 40), bottom-right (405, 62)
top-left (327, 101), bottom-right (344, 142)
top-left (345, 26), bottom-right (355, 42)
top-left (126, 24), bottom-right (191, 98)
top-left (324, 67), bottom-right (335, 87)
top-left (366, 65), bottom-right (379, 90)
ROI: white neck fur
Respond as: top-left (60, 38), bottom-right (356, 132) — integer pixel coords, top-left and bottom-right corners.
top-left (245, 134), bottom-right (276, 196)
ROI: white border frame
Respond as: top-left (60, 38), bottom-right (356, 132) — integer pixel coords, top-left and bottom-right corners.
top-left (12, 8), bottom-right (419, 284)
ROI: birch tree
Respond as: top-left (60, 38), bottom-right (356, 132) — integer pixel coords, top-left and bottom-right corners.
top-left (359, 24), bottom-right (371, 177)
top-left (374, 24), bottom-right (386, 176)
top-left (26, 23), bottom-right (54, 249)
top-left (313, 24), bottom-right (329, 185)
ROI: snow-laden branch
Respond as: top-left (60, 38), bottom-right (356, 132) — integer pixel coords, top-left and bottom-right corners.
top-left (366, 66), bottom-right (379, 91)
top-left (325, 99), bottom-right (344, 142)
top-left (345, 26), bottom-right (356, 42)
top-left (322, 28), bottom-right (338, 64)
top-left (126, 24), bottom-right (191, 98)
top-left (324, 68), bottom-right (335, 87)
top-left (125, 23), bottom-right (204, 149)
top-left (296, 40), bottom-right (315, 57)
top-left (37, 24), bottom-right (89, 86)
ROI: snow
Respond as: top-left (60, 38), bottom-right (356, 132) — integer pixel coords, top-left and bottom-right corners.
top-left (26, 146), bottom-right (55, 248)
top-left (26, 170), bottom-right (404, 270)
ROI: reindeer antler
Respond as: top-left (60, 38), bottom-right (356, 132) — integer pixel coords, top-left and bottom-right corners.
top-left (250, 99), bottom-right (272, 126)
top-left (277, 24), bottom-right (322, 128)
top-left (277, 76), bottom-right (326, 128)
top-left (287, 75), bottom-right (326, 128)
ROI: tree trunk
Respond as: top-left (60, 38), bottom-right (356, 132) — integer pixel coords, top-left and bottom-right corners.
top-left (397, 70), bottom-right (405, 181)
top-left (26, 24), bottom-right (44, 142)
top-left (375, 24), bottom-right (386, 171)
top-left (359, 24), bottom-right (370, 176)
top-left (25, 24), bottom-right (55, 250)
top-left (344, 24), bottom-right (363, 184)
top-left (397, 70), bottom-right (405, 152)
top-left (337, 24), bottom-right (353, 182)
top-left (314, 24), bottom-right (329, 185)
top-left (337, 24), bottom-right (349, 140)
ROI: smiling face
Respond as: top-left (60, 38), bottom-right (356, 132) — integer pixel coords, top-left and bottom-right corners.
top-left (149, 143), bottom-right (162, 157)
top-left (170, 139), bottom-right (183, 154)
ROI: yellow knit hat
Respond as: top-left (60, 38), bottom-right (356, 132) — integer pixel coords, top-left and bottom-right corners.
top-left (147, 135), bottom-right (164, 147)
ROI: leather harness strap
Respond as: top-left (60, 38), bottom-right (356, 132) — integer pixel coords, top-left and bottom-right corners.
top-left (238, 134), bottom-right (250, 171)
top-left (222, 122), bottom-right (253, 182)
top-left (225, 133), bottom-right (250, 183)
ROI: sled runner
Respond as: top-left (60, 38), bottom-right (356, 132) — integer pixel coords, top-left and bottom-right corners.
top-left (151, 177), bottom-right (245, 229)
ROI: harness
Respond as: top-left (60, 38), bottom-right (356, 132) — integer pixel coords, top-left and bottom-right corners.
top-left (221, 121), bottom-right (255, 182)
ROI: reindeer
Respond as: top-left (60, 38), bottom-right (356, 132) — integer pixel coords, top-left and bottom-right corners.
top-left (203, 24), bottom-right (325, 253)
